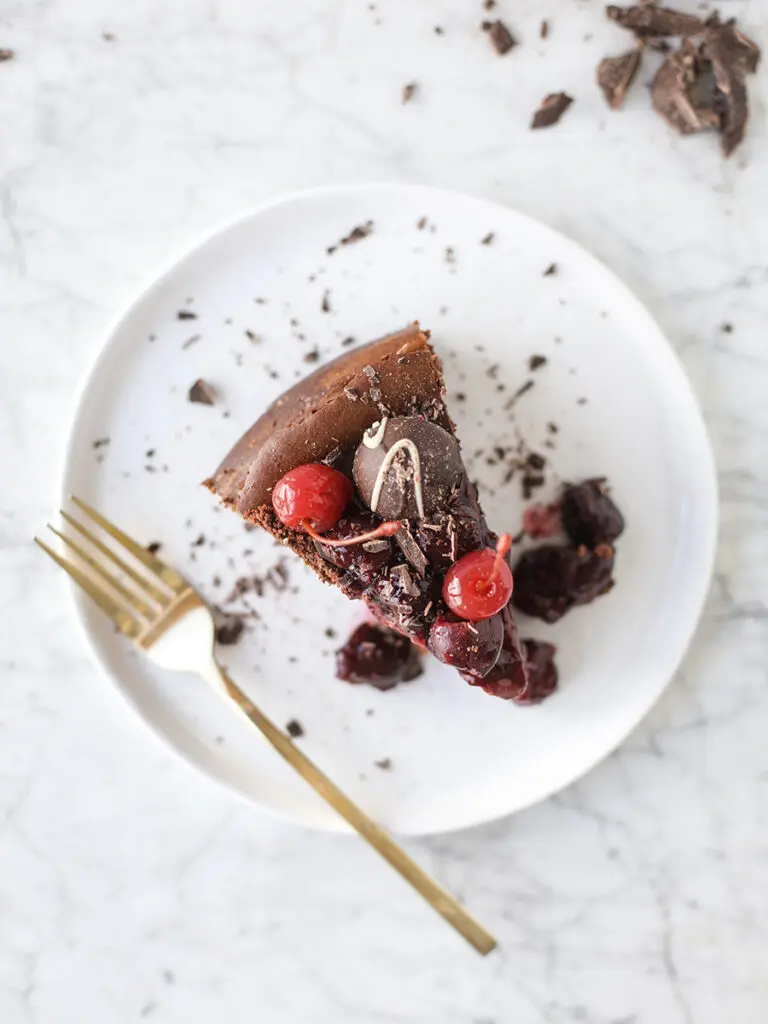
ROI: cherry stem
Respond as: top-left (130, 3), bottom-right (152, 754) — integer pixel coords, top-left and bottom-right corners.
top-left (302, 519), bottom-right (402, 547)
top-left (477, 533), bottom-right (512, 593)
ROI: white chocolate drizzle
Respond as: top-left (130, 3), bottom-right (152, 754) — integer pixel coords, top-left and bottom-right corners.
top-left (370, 437), bottom-right (425, 520)
top-left (362, 417), bottom-right (388, 449)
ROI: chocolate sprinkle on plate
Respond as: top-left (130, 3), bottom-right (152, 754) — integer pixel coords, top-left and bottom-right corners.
top-left (286, 719), bottom-right (304, 739)
top-left (188, 379), bottom-right (216, 405)
top-left (482, 19), bottom-right (517, 56)
top-left (531, 92), bottom-right (574, 129)
top-left (543, 262), bottom-right (558, 276)
top-left (0, 49), bottom-right (15, 61)
top-left (540, 20), bottom-right (549, 40)
top-left (327, 221), bottom-right (374, 255)
top-left (529, 354), bottom-right (548, 371)
top-left (606, 4), bottom-right (705, 39)
top-left (215, 615), bottom-right (245, 645)
top-left (177, 310), bottom-right (197, 320)
top-left (402, 82), bottom-right (417, 103)
top-left (481, 231), bottom-right (495, 245)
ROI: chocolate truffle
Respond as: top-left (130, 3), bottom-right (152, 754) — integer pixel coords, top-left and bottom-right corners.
top-left (353, 416), bottom-right (463, 521)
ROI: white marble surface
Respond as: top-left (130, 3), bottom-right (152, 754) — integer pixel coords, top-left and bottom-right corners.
top-left (2, 0), bottom-right (768, 1021)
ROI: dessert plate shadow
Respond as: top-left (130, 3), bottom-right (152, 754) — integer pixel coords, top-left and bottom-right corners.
top-left (61, 183), bottom-right (717, 835)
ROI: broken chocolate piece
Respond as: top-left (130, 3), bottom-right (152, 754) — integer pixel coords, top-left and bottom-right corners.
top-left (285, 719), bottom-right (304, 738)
top-left (188, 379), bottom-right (216, 405)
top-left (528, 354), bottom-right (547, 371)
top-left (651, 40), bottom-right (719, 137)
top-left (598, 48), bottom-right (643, 109)
top-left (703, 19), bottom-right (756, 156)
top-left (531, 92), bottom-right (574, 129)
top-left (335, 622), bottom-right (422, 690)
top-left (482, 19), bottom-right (517, 56)
top-left (606, 5), bottom-right (705, 38)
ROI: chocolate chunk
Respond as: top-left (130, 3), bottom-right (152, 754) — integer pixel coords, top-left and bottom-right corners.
top-left (531, 92), bottom-right (574, 129)
top-left (394, 525), bottom-right (428, 577)
top-left (598, 49), bottom-right (643, 109)
top-left (92, 437), bottom-right (110, 449)
top-left (341, 335), bottom-right (356, 347)
top-left (304, 347), bottom-right (321, 363)
top-left (215, 615), bottom-right (245, 645)
top-left (0, 49), bottom-right (15, 61)
top-left (402, 82), bottom-right (418, 103)
top-left (335, 623), bottom-right (422, 690)
top-left (606, 5), bottom-right (705, 38)
top-left (705, 15), bottom-right (760, 77)
top-left (188, 379), bottom-right (216, 405)
top-left (177, 310), bottom-right (197, 320)
top-left (543, 262), bottom-right (557, 276)
top-left (482, 19), bottom-right (517, 56)
top-left (529, 354), bottom-right (547, 371)
top-left (321, 290), bottom-right (331, 313)
top-left (540, 20), bottom-right (549, 40)
top-left (285, 719), bottom-right (304, 738)
top-left (703, 18), bottom-right (759, 156)
top-left (390, 563), bottom-right (419, 598)
top-left (651, 40), bottom-right (720, 138)
top-left (481, 232), bottom-right (495, 245)
top-left (561, 478), bottom-right (625, 548)
top-left (374, 757), bottom-right (392, 770)
top-left (146, 541), bottom-right (162, 554)
top-left (353, 416), bottom-right (464, 521)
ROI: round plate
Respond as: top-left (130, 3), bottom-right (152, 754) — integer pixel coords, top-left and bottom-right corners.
top-left (62, 183), bottom-right (717, 835)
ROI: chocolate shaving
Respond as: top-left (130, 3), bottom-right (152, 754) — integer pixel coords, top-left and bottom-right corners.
top-left (188, 379), bottom-right (216, 405)
top-left (598, 48), bottom-right (643, 109)
top-left (327, 221), bottom-right (374, 255)
top-left (394, 525), bottom-right (428, 577)
top-left (651, 40), bottom-right (720, 137)
top-left (531, 92), bottom-right (573, 129)
top-left (606, 5), bottom-right (705, 38)
top-left (540, 20), bottom-right (549, 40)
top-left (402, 82), bottom-right (418, 103)
top-left (390, 563), bottom-right (419, 598)
top-left (177, 310), bottom-right (197, 320)
top-left (482, 19), bottom-right (517, 56)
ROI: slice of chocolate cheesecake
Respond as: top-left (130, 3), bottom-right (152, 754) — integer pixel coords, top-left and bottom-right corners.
top-left (206, 323), bottom-right (531, 700)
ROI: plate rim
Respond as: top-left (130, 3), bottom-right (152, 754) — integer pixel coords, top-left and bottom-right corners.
top-left (58, 181), bottom-right (720, 835)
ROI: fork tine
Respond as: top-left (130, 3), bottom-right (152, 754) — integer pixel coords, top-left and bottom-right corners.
top-left (70, 497), bottom-right (188, 596)
top-left (47, 524), bottom-right (156, 621)
top-left (35, 538), bottom-right (142, 638)
top-left (61, 510), bottom-right (172, 607)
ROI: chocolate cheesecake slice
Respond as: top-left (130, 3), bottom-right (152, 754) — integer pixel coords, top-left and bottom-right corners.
top-left (206, 323), bottom-right (531, 700)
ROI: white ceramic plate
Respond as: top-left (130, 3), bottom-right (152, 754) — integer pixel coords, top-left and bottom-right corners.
top-left (62, 183), bottom-right (717, 836)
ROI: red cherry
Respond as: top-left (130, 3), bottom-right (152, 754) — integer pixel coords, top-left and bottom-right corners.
top-left (443, 534), bottom-right (514, 621)
top-left (272, 464), bottom-right (353, 533)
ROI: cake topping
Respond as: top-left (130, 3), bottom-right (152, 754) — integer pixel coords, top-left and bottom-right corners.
top-left (428, 612), bottom-right (503, 677)
top-left (443, 534), bottom-right (514, 621)
top-left (271, 463), bottom-right (353, 533)
top-left (353, 416), bottom-right (463, 521)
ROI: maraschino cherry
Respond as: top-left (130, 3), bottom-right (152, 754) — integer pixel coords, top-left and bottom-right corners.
top-left (443, 534), bottom-right (513, 620)
top-left (272, 463), bottom-right (401, 545)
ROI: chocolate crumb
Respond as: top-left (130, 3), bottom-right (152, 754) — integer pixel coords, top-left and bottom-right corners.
top-left (543, 262), bottom-right (558, 276)
top-left (527, 452), bottom-right (546, 470)
top-left (101, 32), bottom-right (114, 42)
top-left (505, 379), bottom-right (535, 409)
top-left (321, 290), bottom-right (331, 313)
top-left (177, 310), bottom-right (197, 320)
top-left (720, 322), bottom-right (733, 333)
top-left (0, 49), bottom-right (15, 61)
top-left (182, 334), bottom-right (201, 350)
top-left (188, 379), bottom-right (216, 405)
top-left (145, 448), bottom-right (156, 458)
top-left (540, 20), bottom-right (549, 39)
top-left (577, 397), bottom-right (588, 405)
top-left (286, 719), bottom-right (304, 739)
top-left (416, 216), bottom-right (428, 230)
top-left (402, 82), bottom-right (418, 103)
top-left (483, 0), bottom-right (496, 9)
top-left (327, 221), bottom-right (374, 255)
top-left (547, 421), bottom-right (559, 433)
top-left (245, 329), bottom-right (260, 344)
top-left (304, 347), bottom-right (321, 364)
top-left (215, 616), bottom-right (245, 645)
top-left (531, 92), bottom-right (574, 129)
top-left (481, 231), bottom-right (495, 245)
top-left (341, 336), bottom-right (356, 348)
top-left (434, 25), bottom-right (444, 35)
top-left (147, 542), bottom-right (162, 554)
top-left (324, 627), bottom-right (337, 639)
top-left (598, 49), bottom-right (643, 110)
top-left (191, 533), bottom-right (206, 547)
top-left (482, 19), bottom-right (517, 56)
top-left (529, 354), bottom-right (548, 371)
top-left (444, 246), bottom-right (456, 264)
top-left (455, 392), bottom-right (466, 403)
top-left (374, 758), bottom-right (392, 771)
top-left (92, 437), bottom-right (110, 449)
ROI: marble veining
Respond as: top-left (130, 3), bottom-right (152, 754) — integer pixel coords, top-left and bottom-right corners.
top-left (1, 1), bottom-right (767, 1021)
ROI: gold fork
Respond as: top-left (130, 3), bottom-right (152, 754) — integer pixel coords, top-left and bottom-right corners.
top-left (36, 496), bottom-right (497, 956)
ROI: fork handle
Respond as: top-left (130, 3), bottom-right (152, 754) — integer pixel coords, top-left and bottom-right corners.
top-left (213, 662), bottom-right (497, 956)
